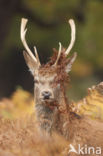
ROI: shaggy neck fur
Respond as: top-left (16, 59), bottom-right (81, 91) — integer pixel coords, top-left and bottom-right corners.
top-left (35, 85), bottom-right (70, 137)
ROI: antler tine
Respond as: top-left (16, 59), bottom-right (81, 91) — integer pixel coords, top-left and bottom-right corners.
top-left (53, 42), bottom-right (62, 66)
top-left (65, 19), bottom-right (76, 56)
top-left (34, 46), bottom-right (41, 66)
top-left (20, 18), bottom-right (38, 63)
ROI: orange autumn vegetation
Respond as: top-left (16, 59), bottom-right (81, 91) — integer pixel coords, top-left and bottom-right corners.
top-left (0, 83), bottom-right (103, 156)
top-left (0, 88), bottom-right (34, 119)
top-left (0, 89), bottom-right (70, 155)
top-left (0, 116), bottom-right (69, 156)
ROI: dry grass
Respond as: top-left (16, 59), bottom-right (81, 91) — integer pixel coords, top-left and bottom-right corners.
top-left (0, 88), bottom-right (69, 156)
top-left (0, 82), bottom-right (103, 156)
top-left (0, 115), bottom-right (69, 156)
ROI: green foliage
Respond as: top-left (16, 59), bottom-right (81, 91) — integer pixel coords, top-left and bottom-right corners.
top-left (1, 0), bottom-right (103, 100)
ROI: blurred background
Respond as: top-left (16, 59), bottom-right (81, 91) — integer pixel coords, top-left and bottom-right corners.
top-left (0, 0), bottom-right (103, 101)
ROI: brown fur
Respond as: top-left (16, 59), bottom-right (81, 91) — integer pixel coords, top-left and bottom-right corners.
top-left (39, 48), bottom-right (70, 86)
top-left (34, 49), bottom-right (72, 137)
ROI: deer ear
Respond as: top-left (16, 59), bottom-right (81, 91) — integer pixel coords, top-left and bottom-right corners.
top-left (65, 52), bottom-right (77, 73)
top-left (23, 51), bottom-right (38, 75)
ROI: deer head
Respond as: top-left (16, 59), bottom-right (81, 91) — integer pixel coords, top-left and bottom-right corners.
top-left (20, 18), bottom-right (77, 104)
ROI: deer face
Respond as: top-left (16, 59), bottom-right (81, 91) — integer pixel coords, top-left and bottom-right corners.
top-left (34, 70), bottom-right (60, 102)
top-left (20, 18), bottom-right (77, 103)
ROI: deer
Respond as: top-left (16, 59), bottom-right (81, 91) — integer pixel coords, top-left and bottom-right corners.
top-left (20, 18), bottom-right (103, 155)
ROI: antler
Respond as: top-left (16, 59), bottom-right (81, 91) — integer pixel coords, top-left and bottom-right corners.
top-left (20, 18), bottom-right (41, 66)
top-left (65, 19), bottom-right (76, 56)
top-left (34, 46), bottom-right (41, 66)
top-left (53, 42), bottom-right (62, 66)
top-left (21, 18), bottom-right (76, 67)
top-left (53, 19), bottom-right (76, 66)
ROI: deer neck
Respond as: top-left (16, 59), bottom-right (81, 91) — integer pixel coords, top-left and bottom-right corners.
top-left (58, 87), bottom-right (69, 113)
top-left (35, 85), bottom-right (70, 136)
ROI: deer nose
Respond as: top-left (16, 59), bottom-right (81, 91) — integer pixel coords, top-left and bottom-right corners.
top-left (42, 91), bottom-right (52, 99)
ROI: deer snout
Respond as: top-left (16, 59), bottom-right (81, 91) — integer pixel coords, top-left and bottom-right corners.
top-left (42, 91), bottom-right (52, 100)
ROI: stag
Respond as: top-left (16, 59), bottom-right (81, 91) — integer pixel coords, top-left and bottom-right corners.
top-left (20, 18), bottom-right (103, 155)
top-left (20, 18), bottom-right (77, 136)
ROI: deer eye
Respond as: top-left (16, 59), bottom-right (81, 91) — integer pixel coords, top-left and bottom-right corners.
top-left (34, 79), bottom-right (39, 84)
top-left (49, 80), bottom-right (55, 86)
